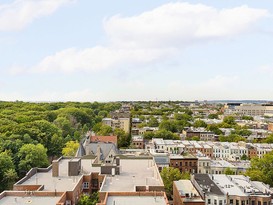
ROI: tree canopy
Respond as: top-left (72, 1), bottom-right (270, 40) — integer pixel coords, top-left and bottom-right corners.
top-left (245, 151), bottom-right (273, 186)
top-left (161, 167), bottom-right (190, 199)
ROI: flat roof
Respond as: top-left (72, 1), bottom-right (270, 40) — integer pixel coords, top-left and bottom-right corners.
top-left (169, 154), bottom-right (197, 159)
top-left (21, 159), bottom-right (100, 192)
top-left (106, 196), bottom-right (167, 205)
top-left (100, 159), bottom-right (163, 192)
top-left (0, 196), bottom-right (60, 205)
top-left (212, 175), bottom-right (247, 196)
top-left (229, 175), bottom-right (261, 194)
top-left (211, 160), bottom-right (235, 168)
top-left (174, 180), bottom-right (204, 202)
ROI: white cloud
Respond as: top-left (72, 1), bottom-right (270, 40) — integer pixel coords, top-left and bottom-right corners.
top-left (0, 0), bottom-right (74, 31)
top-left (22, 2), bottom-right (268, 73)
top-left (258, 64), bottom-right (273, 76)
top-left (104, 3), bottom-right (268, 48)
top-left (31, 47), bottom-right (173, 73)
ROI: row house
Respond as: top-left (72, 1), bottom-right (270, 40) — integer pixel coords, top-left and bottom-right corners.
top-left (150, 139), bottom-right (273, 161)
top-left (191, 174), bottom-right (273, 205)
top-left (169, 154), bottom-right (198, 174)
top-left (183, 127), bottom-right (215, 141)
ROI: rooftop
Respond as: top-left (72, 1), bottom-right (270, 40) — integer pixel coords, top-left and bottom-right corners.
top-left (212, 175), bottom-right (247, 196)
top-left (0, 196), bottom-right (60, 205)
top-left (106, 196), bottom-right (167, 205)
top-left (100, 159), bottom-right (163, 192)
top-left (19, 158), bottom-right (100, 192)
top-left (174, 180), bottom-right (204, 202)
top-left (193, 174), bottom-right (224, 195)
top-left (211, 160), bottom-right (235, 168)
top-left (169, 154), bottom-right (197, 159)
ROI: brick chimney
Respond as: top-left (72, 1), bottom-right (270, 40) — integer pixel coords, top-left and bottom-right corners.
top-left (52, 160), bottom-right (59, 177)
top-left (97, 145), bottom-right (101, 163)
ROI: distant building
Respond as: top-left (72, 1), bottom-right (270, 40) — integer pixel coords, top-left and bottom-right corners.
top-left (102, 117), bottom-right (130, 133)
top-left (131, 135), bottom-right (145, 149)
top-left (235, 104), bottom-right (273, 116)
top-left (183, 127), bottom-right (215, 141)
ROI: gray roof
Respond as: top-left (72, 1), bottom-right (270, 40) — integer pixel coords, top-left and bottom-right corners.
top-left (75, 142), bottom-right (86, 157)
top-left (193, 174), bottom-right (224, 196)
top-left (154, 156), bottom-right (170, 165)
top-left (86, 142), bottom-right (119, 160)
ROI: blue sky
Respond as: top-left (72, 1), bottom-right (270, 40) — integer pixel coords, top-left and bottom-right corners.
top-left (1, 0), bottom-right (273, 102)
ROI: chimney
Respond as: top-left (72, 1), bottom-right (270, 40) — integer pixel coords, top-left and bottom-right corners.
top-left (97, 145), bottom-right (101, 163)
top-left (52, 160), bottom-right (59, 177)
top-left (116, 157), bottom-right (120, 166)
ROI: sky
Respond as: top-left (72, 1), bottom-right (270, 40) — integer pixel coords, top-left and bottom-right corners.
top-left (1, 0), bottom-right (273, 102)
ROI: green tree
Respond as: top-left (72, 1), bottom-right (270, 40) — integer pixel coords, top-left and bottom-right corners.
top-left (3, 168), bottom-right (18, 190)
top-left (159, 120), bottom-right (177, 132)
top-left (208, 114), bottom-right (218, 119)
top-left (114, 128), bottom-right (131, 148)
top-left (241, 154), bottom-right (248, 160)
top-left (78, 192), bottom-right (99, 205)
top-left (97, 124), bottom-right (113, 136)
top-left (155, 129), bottom-right (180, 140)
top-left (223, 116), bottom-right (236, 125)
top-left (191, 136), bottom-right (200, 141)
top-left (62, 141), bottom-right (79, 157)
top-left (18, 144), bottom-right (49, 175)
top-left (54, 116), bottom-right (74, 137)
top-left (193, 120), bottom-right (207, 128)
top-left (148, 117), bottom-right (159, 127)
top-left (161, 167), bottom-right (189, 199)
top-left (242, 116), bottom-right (254, 121)
top-left (0, 151), bottom-right (16, 191)
top-left (48, 134), bottom-right (64, 159)
top-left (224, 167), bottom-right (235, 175)
top-left (262, 134), bottom-right (273, 143)
top-left (245, 151), bottom-right (273, 186)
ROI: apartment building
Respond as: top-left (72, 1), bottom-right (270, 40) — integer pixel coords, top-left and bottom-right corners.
top-left (192, 174), bottom-right (226, 205)
top-left (183, 127), bottom-right (215, 141)
top-left (191, 174), bottom-right (273, 205)
top-left (131, 135), bottom-right (145, 149)
top-left (0, 155), bottom-right (169, 205)
top-left (102, 113), bottom-right (131, 133)
top-left (173, 180), bottom-right (205, 205)
top-left (235, 104), bottom-right (273, 116)
top-left (169, 154), bottom-right (198, 174)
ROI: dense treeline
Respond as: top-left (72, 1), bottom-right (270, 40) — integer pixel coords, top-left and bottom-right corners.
top-left (0, 101), bottom-right (121, 191)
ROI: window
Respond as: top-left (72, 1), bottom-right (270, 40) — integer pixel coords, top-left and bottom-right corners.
top-left (214, 199), bottom-right (217, 205)
top-left (185, 162), bottom-right (188, 166)
top-left (83, 182), bottom-right (89, 189)
top-left (180, 162), bottom-right (182, 166)
top-left (242, 201), bottom-right (245, 205)
top-left (219, 200), bottom-right (222, 205)
top-left (236, 200), bottom-right (239, 205)
top-left (258, 201), bottom-right (261, 205)
top-left (263, 202), bottom-right (267, 205)
top-left (230, 199), bottom-right (233, 205)
top-left (208, 199), bottom-right (211, 204)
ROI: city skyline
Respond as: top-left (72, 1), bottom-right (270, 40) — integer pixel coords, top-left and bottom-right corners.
top-left (1, 0), bottom-right (273, 102)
